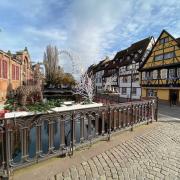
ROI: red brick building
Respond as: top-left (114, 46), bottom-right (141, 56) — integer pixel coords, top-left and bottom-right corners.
top-left (0, 47), bottom-right (33, 102)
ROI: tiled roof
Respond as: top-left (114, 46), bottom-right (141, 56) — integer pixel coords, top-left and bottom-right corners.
top-left (113, 37), bottom-right (152, 67)
top-left (176, 37), bottom-right (180, 44)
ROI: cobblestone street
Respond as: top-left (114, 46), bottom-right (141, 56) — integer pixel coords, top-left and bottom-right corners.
top-left (14, 104), bottom-right (180, 180)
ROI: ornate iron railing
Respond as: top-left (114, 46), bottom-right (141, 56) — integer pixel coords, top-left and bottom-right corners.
top-left (0, 98), bottom-right (158, 178)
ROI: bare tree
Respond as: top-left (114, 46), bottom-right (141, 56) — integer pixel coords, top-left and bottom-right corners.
top-left (43, 45), bottom-right (62, 86)
top-left (74, 72), bottom-right (95, 103)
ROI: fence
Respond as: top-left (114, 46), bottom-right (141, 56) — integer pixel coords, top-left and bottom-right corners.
top-left (0, 98), bottom-right (158, 178)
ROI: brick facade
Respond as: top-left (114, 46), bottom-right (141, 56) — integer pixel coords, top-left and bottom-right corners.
top-left (0, 48), bottom-right (33, 102)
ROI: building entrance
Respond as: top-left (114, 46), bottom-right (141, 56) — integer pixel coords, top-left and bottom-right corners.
top-left (169, 89), bottom-right (179, 106)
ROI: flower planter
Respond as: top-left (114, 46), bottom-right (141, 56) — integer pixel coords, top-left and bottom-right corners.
top-left (4, 103), bottom-right (103, 119)
top-left (0, 110), bottom-right (10, 118)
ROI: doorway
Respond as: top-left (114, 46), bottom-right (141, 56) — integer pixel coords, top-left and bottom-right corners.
top-left (169, 89), bottom-right (179, 105)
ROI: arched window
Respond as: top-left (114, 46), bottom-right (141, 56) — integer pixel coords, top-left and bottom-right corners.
top-left (0, 59), bottom-right (1, 78)
top-left (2, 60), bottom-right (8, 79)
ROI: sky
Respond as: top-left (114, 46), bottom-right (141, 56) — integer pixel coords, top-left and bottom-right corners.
top-left (0, 0), bottom-right (180, 73)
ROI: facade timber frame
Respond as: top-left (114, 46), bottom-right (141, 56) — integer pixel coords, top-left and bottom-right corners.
top-left (140, 30), bottom-right (180, 104)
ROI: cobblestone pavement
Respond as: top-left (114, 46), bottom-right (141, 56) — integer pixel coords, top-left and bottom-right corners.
top-left (54, 121), bottom-right (180, 180)
top-left (13, 105), bottom-right (180, 180)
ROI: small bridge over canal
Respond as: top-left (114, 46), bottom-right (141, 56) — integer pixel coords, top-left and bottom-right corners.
top-left (0, 98), bottom-right (159, 179)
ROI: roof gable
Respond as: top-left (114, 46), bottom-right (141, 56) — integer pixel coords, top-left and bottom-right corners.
top-left (139, 30), bottom-right (180, 70)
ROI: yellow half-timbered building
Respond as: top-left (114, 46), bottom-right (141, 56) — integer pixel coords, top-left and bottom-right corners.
top-left (139, 30), bottom-right (180, 105)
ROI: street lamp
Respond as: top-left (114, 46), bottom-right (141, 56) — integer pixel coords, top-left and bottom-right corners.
top-left (130, 60), bottom-right (136, 101)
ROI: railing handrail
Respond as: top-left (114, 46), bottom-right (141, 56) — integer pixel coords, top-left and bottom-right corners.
top-left (0, 98), bottom-right (158, 178)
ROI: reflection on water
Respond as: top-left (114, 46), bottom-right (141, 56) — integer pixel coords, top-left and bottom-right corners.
top-left (12, 116), bottom-right (95, 163)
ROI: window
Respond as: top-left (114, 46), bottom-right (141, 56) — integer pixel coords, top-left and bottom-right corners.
top-left (127, 56), bottom-right (130, 60)
top-left (147, 89), bottom-right (157, 97)
top-left (126, 65), bottom-right (131, 71)
top-left (122, 76), bottom-right (128, 83)
top-left (132, 87), bottom-right (136, 95)
top-left (146, 71), bottom-right (153, 79)
top-left (164, 52), bottom-right (174, 59)
top-left (0, 59), bottom-right (1, 78)
top-left (133, 75), bottom-right (139, 82)
top-left (154, 52), bottom-right (175, 61)
top-left (177, 68), bottom-right (180, 78)
top-left (2, 60), bottom-right (7, 79)
top-left (159, 37), bottom-right (169, 44)
top-left (16, 66), bottom-right (20, 80)
top-left (138, 49), bottom-right (142, 54)
top-left (154, 54), bottom-right (163, 61)
top-left (134, 53), bottom-right (138, 59)
top-left (161, 69), bottom-right (168, 79)
top-left (169, 69), bottom-right (175, 79)
top-left (12, 64), bottom-right (16, 80)
top-left (122, 87), bottom-right (127, 95)
top-left (153, 70), bottom-right (158, 79)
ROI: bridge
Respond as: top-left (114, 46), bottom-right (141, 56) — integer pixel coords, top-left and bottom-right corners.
top-left (1, 99), bottom-right (180, 179)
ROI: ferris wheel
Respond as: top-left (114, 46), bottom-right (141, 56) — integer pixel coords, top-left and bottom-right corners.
top-left (58, 50), bottom-right (83, 75)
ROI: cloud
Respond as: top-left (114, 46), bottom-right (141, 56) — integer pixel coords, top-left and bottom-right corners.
top-left (25, 27), bottom-right (67, 41)
top-left (0, 0), bottom-right (180, 75)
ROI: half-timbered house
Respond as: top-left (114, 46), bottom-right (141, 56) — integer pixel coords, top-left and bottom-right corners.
top-left (115, 37), bottom-right (154, 101)
top-left (139, 30), bottom-right (180, 105)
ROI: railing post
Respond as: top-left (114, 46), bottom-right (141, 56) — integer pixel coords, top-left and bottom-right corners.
top-left (87, 114), bottom-right (92, 143)
top-left (135, 105), bottom-right (138, 124)
top-left (127, 107), bottom-right (130, 126)
top-left (101, 111), bottom-right (105, 135)
top-left (48, 120), bottom-right (54, 153)
top-left (4, 120), bottom-right (11, 178)
top-left (122, 107), bottom-right (125, 128)
top-left (113, 109), bottom-right (117, 131)
top-left (60, 115), bottom-right (65, 150)
top-left (131, 104), bottom-right (134, 131)
top-left (20, 127), bottom-right (29, 161)
top-left (146, 103), bottom-right (149, 125)
top-left (70, 111), bottom-right (75, 156)
top-left (118, 108), bottom-right (122, 129)
top-left (155, 97), bottom-right (158, 121)
top-left (0, 126), bottom-right (5, 172)
top-left (107, 106), bottom-right (111, 141)
top-left (80, 115), bottom-right (85, 143)
top-left (95, 113), bottom-right (99, 136)
top-left (138, 105), bottom-right (141, 122)
top-left (141, 104), bottom-right (144, 121)
top-left (36, 123), bottom-right (42, 159)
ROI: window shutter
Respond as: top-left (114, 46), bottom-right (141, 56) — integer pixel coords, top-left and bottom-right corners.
top-left (142, 72), bottom-right (145, 80)
top-left (161, 69), bottom-right (167, 79)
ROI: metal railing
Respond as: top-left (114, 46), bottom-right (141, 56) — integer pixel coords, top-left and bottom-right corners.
top-left (0, 98), bottom-right (158, 178)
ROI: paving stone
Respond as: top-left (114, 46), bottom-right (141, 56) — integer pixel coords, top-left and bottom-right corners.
top-left (52, 109), bottom-right (180, 180)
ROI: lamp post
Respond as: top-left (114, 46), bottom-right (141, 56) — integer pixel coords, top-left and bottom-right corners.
top-left (130, 60), bottom-right (136, 101)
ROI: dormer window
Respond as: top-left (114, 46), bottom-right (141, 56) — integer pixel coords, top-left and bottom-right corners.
top-left (134, 54), bottom-right (138, 59)
top-left (138, 49), bottom-right (142, 54)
